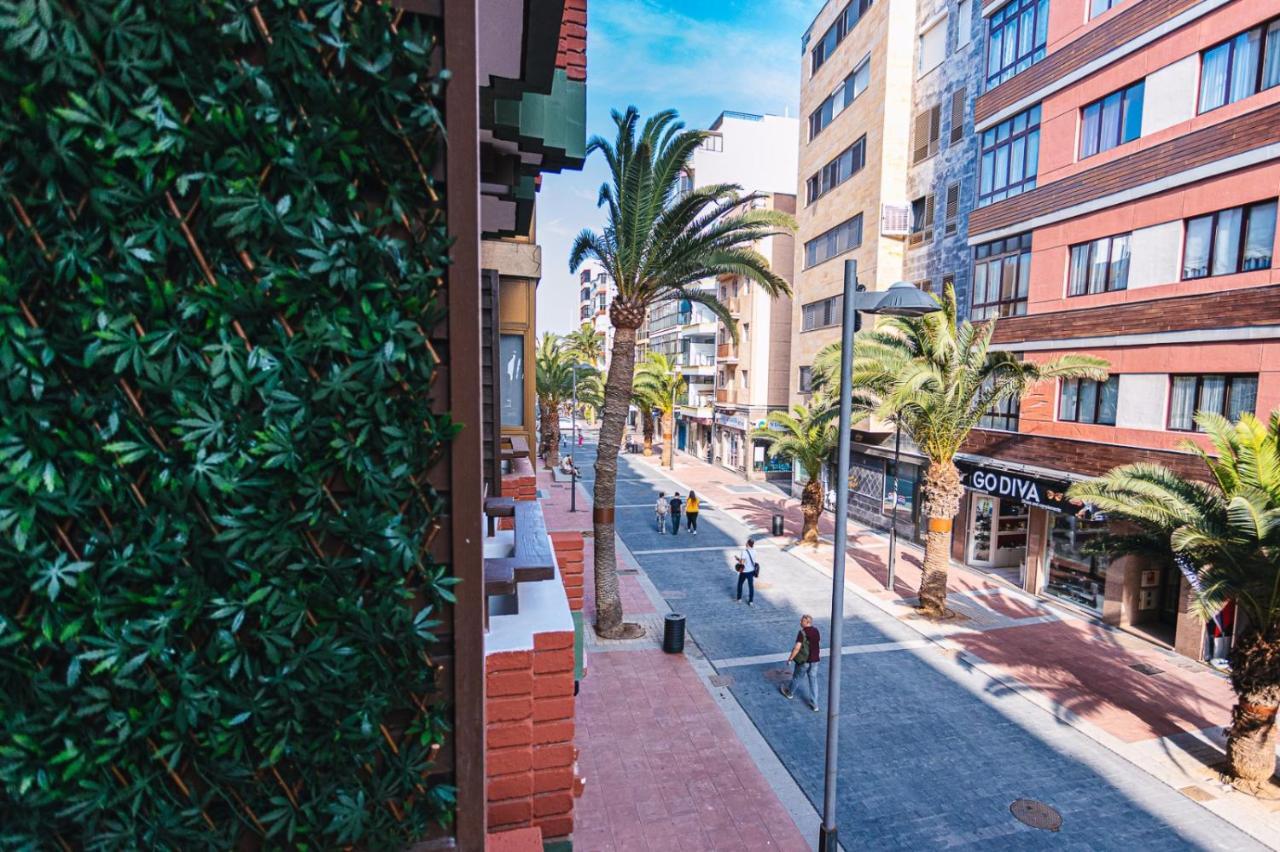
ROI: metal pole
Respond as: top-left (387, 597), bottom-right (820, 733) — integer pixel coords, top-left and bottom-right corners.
top-left (819, 259), bottom-right (857, 852)
top-left (570, 367), bottom-right (578, 512)
top-left (885, 424), bottom-right (901, 592)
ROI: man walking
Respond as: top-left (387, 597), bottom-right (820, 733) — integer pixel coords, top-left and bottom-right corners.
top-left (668, 491), bottom-right (683, 536)
top-left (781, 614), bottom-right (821, 711)
top-left (655, 491), bottom-right (669, 534)
top-left (735, 538), bottom-right (759, 606)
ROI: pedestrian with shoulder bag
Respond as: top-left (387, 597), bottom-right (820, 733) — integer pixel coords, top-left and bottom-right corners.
top-left (780, 614), bottom-right (821, 711)
top-left (734, 538), bottom-right (760, 606)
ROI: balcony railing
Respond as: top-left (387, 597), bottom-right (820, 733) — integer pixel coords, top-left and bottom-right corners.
top-left (716, 342), bottom-right (738, 360)
top-left (715, 388), bottom-right (735, 404)
top-left (678, 350), bottom-right (716, 368)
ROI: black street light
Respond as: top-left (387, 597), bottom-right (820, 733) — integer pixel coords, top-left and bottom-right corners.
top-left (820, 263), bottom-right (940, 852)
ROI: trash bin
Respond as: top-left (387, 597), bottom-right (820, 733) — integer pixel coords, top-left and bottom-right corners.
top-left (663, 613), bottom-right (686, 654)
top-left (771, 513), bottom-right (784, 537)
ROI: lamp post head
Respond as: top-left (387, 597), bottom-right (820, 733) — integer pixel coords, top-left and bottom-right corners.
top-left (870, 281), bottom-right (942, 317)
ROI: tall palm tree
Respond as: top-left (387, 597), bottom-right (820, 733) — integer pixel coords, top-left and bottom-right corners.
top-left (569, 106), bottom-right (794, 638)
top-left (633, 353), bottom-right (685, 469)
top-left (1068, 411), bottom-right (1280, 785)
top-left (564, 324), bottom-right (606, 426)
top-left (535, 334), bottom-right (600, 470)
top-left (815, 284), bottom-right (1109, 616)
top-left (751, 396), bottom-right (838, 545)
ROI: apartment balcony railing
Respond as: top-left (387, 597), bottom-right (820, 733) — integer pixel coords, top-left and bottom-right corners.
top-left (715, 388), bottom-right (735, 404)
top-left (716, 342), bottom-right (738, 361)
top-left (678, 351), bottom-right (716, 368)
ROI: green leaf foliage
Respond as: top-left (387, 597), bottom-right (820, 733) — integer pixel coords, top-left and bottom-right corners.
top-left (0, 1), bottom-right (457, 847)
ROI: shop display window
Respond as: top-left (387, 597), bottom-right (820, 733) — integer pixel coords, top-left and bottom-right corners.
top-left (1045, 513), bottom-right (1109, 611)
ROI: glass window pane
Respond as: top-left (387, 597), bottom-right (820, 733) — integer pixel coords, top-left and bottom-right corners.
top-left (980, 152), bottom-right (994, 195)
top-left (1099, 92), bottom-right (1122, 151)
top-left (1109, 234), bottom-right (1130, 290)
top-left (1212, 207), bottom-right (1243, 276)
top-left (1069, 244), bottom-right (1091, 295)
top-left (1183, 215), bottom-right (1213, 278)
top-left (1088, 237), bottom-right (1110, 294)
top-left (1001, 256), bottom-right (1018, 300)
top-left (1098, 376), bottom-right (1119, 425)
top-left (1025, 130), bottom-right (1040, 181)
top-left (1169, 376), bottom-right (1196, 430)
top-left (1078, 379), bottom-right (1099, 424)
top-left (1228, 377), bottom-right (1258, 421)
top-left (1060, 379), bottom-right (1079, 421)
top-left (1264, 21), bottom-right (1280, 90)
top-left (500, 334), bottom-right (525, 426)
top-left (1090, 0), bottom-right (1111, 17)
top-left (993, 145), bottom-right (1009, 190)
top-left (1034, 0), bottom-right (1048, 46)
top-left (1017, 251), bottom-right (1031, 297)
top-left (988, 29), bottom-right (1003, 78)
top-left (1229, 30), bottom-right (1262, 104)
top-left (1123, 83), bottom-right (1144, 143)
top-left (1199, 375), bottom-right (1227, 424)
top-left (1200, 42), bottom-right (1230, 112)
top-left (1244, 201), bottom-right (1277, 271)
top-left (1018, 7), bottom-right (1034, 56)
top-left (974, 261), bottom-right (989, 303)
top-left (1080, 103), bottom-right (1100, 158)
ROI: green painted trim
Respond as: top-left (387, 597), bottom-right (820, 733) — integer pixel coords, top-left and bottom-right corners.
top-left (492, 70), bottom-right (586, 171)
top-left (571, 610), bottom-right (586, 681)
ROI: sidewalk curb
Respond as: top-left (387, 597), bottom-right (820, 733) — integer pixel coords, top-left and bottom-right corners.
top-left (614, 531), bottom-right (828, 852)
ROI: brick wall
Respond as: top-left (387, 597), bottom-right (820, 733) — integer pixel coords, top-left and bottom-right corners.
top-left (557, 0), bottom-right (587, 82)
top-left (485, 631), bottom-right (579, 841)
top-left (548, 532), bottom-right (585, 612)
top-left (500, 457), bottom-right (537, 529)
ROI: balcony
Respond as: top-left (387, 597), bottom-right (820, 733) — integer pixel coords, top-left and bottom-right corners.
top-left (723, 297), bottom-right (742, 316)
top-left (715, 388), bottom-right (736, 404)
top-left (716, 342), bottom-right (738, 362)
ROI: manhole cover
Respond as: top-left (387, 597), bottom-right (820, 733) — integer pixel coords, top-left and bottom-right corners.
top-left (1129, 663), bottom-right (1164, 677)
top-left (709, 675), bottom-right (734, 688)
top-left (1009, 799), bottom-right (1061, 832)
top-left (659, 590), bottom-right (687, 600)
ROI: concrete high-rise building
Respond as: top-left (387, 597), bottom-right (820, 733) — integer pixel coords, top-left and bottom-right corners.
top-left (575, 260), bottom-right (615, 372)
top-left (658, 111), bottom-right (798, 478)
top-left (952, 0), bottom-right (1280, 661)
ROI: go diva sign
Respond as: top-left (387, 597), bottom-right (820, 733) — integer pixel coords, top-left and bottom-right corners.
top-left (956, 461), bottom-right (1074, 512)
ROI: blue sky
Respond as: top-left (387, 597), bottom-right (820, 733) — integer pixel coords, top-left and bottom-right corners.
top-left (535, 0), bottom-right (815, 335)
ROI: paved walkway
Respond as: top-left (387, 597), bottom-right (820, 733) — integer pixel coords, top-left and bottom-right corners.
top-left (567, 438), bottom-right (1277, 850)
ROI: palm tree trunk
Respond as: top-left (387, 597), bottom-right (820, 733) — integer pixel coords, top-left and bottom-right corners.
top-left (1226, 628), bottom-right (1280, 783)
top-left (661, 411), bottom-right (673, 468)
top-left (641, 406), bottom-right (654, 456)
top-left (800, 477), bottom-right (824, 545)
top-left (918, 460), bottom-right (963, 616)
top-left (541, 404), bottom-right (560, 470)
top-left (592, 324), bottom-right (643, 639)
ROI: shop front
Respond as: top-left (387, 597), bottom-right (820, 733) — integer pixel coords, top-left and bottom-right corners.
top-left (820, 448), bottom-right (924, 544)
top-left (713, 410), bottom-right (748, 475)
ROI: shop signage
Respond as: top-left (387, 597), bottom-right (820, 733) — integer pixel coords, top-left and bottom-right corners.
top-left (715, 412), bottom-right (748, 430)
top-left (956, 461), bottom-right (1075, 512)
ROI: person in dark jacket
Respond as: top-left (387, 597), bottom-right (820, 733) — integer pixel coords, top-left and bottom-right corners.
top-left (780, 614), bottom-right (821, 711)
top-left (668, 491), bottom-right (683, 535)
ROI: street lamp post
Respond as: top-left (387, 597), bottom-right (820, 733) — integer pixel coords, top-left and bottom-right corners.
top-left (670, 365), bottom-right (682, 470)
top-left (885, 423), bottom-right (902, 592)
top-left (819, 262), bottom-right (940, 852)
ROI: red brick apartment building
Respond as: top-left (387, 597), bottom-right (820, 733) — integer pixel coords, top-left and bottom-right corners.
top-left (959, 0), bottom-right (1280, 660)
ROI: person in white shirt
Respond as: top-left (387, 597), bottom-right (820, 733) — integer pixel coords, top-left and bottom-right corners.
top-left (735, 538), bottom-right (760, 606)
top-left (655, 491), bottom-right (669, 534)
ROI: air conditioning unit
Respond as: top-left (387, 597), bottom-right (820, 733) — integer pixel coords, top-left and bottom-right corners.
top-left (881, 203), bottom-right (910, 237)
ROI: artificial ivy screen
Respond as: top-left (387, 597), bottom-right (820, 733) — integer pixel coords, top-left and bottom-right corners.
top-left (0, 1), bottom-right (459, 847)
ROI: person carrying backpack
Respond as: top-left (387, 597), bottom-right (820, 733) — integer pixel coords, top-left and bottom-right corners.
top-left (685, 491), bottom-right (700, 534)
top-left (668, 491), bottom-right (683, 536)
top-left (655, 491), bottom-right (669, 534)
top-left (780, 614), bottom-right (821, 711)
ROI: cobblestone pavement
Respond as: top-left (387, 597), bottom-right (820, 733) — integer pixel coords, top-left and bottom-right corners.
top-left (569, 439), bottom-right (1274, 851)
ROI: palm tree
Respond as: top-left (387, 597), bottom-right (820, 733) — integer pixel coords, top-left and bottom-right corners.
top-left (751, 396), bottom-right (838, 545)
top-left (569, 106), bottom-right (794, 638)
top-left (815, 284), bottom-right (1109, 617)
top-left (535, 334), bottom-right (600, 470)
top-left (634, 353), bottom-right (685, 469)
top-left (564, 324), bottom-right (606, 426)
top-left (1068, 411), bottom-right (1280, 785)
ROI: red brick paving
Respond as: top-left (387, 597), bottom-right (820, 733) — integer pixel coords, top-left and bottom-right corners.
top-left (573, 650), bottom-right (807, 852)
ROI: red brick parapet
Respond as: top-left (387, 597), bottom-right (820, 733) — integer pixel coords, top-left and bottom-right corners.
top-left (557, 0), bottom-right (587, 82)
top-left (500, 457), bottom-right (537, 529)
top-left (548, 532), bottom-right (584, 612)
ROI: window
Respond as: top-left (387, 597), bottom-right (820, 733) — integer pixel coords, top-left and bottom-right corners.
top-left (986, 0), bottom-right (1048, 88)
top-left (809, 57), bottom-right (871, 139)
top-left (957, 0), bottom-right (972, 48)
top-left (580, 304), bottom-right (590, 320)
top-left (1059, 377), bottom-right (1119, 425)
top-left (804, 215), bottom-right (863, 267)
top-left (1068, 233), bottom-right (1130, 295)
top-left (912, 104), bottom-right (942, 164)
top-left (979, 394), bottom-right (1020, 431)
top-left (1182, 200), bottom-right (1277, 279)
top-left (580, 287), bottom-right (591, 302)
top-left (1169, 375), bottom-right (1258, 431)
top-left (499, 334), bottom-right (525, 427)
top-left (910, 193), bottom-right (936, 243)
top-left (1079, 82), bottom-right (1143, 158)
top-left (740, 370), bottom-right (749, 389)
top-left (919, 14), bottom-right (949, 77)
top-left (949, 87), bottom-right (966, 143)
top-left (700, 134), bottom-right (723, 152)
top-left (801, 295), bottom-right (844, 331)
top-left (678, 171), bottom-right (694, 194)
top-left (978, 105), bottom-right (1040, 206)
top-left (812, 0), bottom-right (875, 73)
top-left (1089, 0), bottom-right (1123, 17)
top-left (799, 366), bottom-right (814, 393)
top-left (1198, 19), bottom-right (1280, 113)
top-left (971, 233), bottom-right (1031, 319)
top-left (944, 182), bottom-right (961, 220)
top-left (806, 136), bottom-right (867, 204)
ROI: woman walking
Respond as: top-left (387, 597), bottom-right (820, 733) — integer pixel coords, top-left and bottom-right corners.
top-left (685, 491), bottom-right (700, 535)
top-left (735, 538), bottom-right (760, 606)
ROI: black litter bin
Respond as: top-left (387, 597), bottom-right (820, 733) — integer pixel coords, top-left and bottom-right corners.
top-left (772, 513), bottom-right (784, 536)
top-left (662, 613), bottom-right (686, 654)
